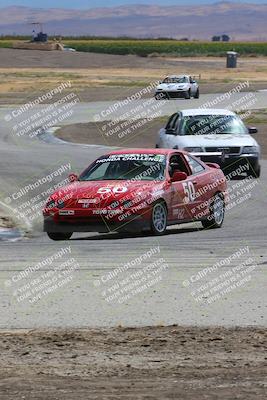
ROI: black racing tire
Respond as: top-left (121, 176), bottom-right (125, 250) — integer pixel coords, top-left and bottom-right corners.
top-left (150, 201), bottom-right (168, 235)
top-left (194, 89), bottom-right (200, 99)
top-left (184, 89), bottom-right (191, 99)
top-left (201, 193), bottom-right (225, 229)
top-left (248, 165), bottom-right (261, 178)
top-left (155, 93), bottom-right (165, 100)
top-left (47, 232), bottom-right (73, 241)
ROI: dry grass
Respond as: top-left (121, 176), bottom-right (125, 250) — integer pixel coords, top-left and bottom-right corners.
top-left (0, 58), bottom-right (267, 94)
top-left (0, 56), bottom-right (267, 97)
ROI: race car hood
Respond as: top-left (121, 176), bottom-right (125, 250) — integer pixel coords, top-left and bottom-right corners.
top-left (156, 83), bottom-right (188, 91)
top-left (170, 133), bottom-right (259, 149)
top-left (48, 180), bottom-right (165, 209)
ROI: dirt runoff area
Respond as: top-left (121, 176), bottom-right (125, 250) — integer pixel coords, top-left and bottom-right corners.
top-left (0, 326), bottom-right (266, 399)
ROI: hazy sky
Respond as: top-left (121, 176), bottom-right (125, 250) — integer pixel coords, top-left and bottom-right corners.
top-left (1, 0), bottom-right (267, 8)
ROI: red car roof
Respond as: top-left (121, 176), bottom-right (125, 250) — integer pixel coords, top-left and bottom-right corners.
top-left (107, 148), bottom-right (185, 156)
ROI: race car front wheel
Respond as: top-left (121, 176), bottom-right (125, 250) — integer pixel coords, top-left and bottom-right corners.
top-left (47, 232), bottom-right (73, 241)
top-left (194, 89), bottom-right (200, 99)
top-left (185, 90), bottom-right (191, 99)
top-left (151, 201), bottom-right (167, 235)
top-left (155, 93), bottom-right (166, 100)
top-left (201, 193), bottom-right (225, 229)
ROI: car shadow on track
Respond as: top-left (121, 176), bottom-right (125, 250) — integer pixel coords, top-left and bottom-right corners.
top-left (70, 225), bottom-right (202, 241)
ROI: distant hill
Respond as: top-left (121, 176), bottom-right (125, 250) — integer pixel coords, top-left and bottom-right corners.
top-left (0, 2), bottom-right (267, 41)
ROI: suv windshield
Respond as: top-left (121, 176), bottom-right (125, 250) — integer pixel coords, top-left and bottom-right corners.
top-left (180, 115), bottom-right (248, 136)
top-left (79, 154), bottom-right (166, 182)
top-left (163, 77), bottom-right (187, 84)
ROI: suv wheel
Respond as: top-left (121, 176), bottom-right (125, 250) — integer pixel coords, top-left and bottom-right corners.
top-left (248, 165), bottom-right (261, 178)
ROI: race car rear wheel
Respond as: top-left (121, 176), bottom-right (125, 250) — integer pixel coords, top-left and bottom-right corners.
top-left (201, 193), bottom-right (225, 229)
top-left (194, 89), bottom-right (200, 99)
top-left (47, 232), bottom-right (73, 241)
top-left (151, 201), bottom-right (167, 235)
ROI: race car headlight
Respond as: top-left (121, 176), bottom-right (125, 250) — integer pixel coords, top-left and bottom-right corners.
top-left (110, 201), bottom-right (120, 209)
top-left (57, 200), bottom-right (65, 209)
top-left (122, 200), bottom-right (132, 209)
top-left (242, 146), bottom-right (259, 154)
top-left (184, 147), bottom-right (204, 152)
top-left (46, 200), bottom-right (56, 210)
top-left (45, 199), bottom-right (65, 210)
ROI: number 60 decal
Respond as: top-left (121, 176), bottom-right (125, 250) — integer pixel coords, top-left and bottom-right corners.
top-left (97, 186), bottom-right (128, 194)
top-left (182, 182), bottom-right (196, 203)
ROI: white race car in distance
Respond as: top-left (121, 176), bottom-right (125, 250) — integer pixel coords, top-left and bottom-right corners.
top-left (155, 75), bottom-right (200, 100)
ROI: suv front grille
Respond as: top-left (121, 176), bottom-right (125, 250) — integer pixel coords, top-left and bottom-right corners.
top-left (205, 147), bottom-right (241, 155)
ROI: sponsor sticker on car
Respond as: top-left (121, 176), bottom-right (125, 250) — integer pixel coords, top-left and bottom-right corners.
top-left (78, 199), bottom-right (99, 204)
top-left (96, 154), bottom-right (165, 163)
top-left (59, 210), bottom-right (75, 216)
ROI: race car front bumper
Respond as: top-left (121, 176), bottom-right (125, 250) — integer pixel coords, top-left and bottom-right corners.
top-left (155, 91), bottom-right (187, 99)
top-left (43, 215), bottom-right (151, 234)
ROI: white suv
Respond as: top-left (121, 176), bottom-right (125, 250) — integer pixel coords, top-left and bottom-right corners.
top-left (156, 109), bottom-right (261, 178)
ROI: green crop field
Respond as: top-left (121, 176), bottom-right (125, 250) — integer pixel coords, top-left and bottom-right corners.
top-left (63, 40), bottom-right (267, 57)
top-left (1, 39), bottom-right (267, 57)
top-left (0, 40), bottom-right (14, 48)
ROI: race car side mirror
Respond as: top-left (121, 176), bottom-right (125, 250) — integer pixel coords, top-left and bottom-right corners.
top-left (166, 128), bottom-right (176, 135)
top-left (69, 173), bottom-right (78, 182)
top-left (248, 127), bottom-right (258, 134)
top-left (171, 171), bottom-right (187, 182)
top-left (206, 162), bottom-right (220, 169)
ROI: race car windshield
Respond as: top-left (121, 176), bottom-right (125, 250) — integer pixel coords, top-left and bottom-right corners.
top-left (79, 154), bottom-right (166, 181)
top-left (163, 77), bottom-right (187, 83)
top-left (180, 115), bottom-right (248, 136)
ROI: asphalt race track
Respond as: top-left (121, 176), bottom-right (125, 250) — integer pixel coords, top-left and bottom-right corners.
top-left (1, 91), bottom-right (267, 125)
top-left (0, 94), bottom-right (267, 329)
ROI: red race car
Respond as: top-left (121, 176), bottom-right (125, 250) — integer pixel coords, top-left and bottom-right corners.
top-left (43, 149), bottom-right (228, 240)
